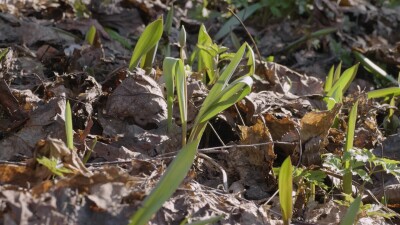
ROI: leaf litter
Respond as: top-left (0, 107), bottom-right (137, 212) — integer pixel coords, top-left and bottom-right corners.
top-left (0, 0), bottom-right (399, 224)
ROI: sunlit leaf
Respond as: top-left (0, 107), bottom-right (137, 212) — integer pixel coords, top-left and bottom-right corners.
top-left (85, 25), bottom-right (96, 45)
top-left (367, 87), bottom-right (400, 99)
top-left (36, 157), bottom-right (73, 177)
top-left (279, 156), bottom-right (293, 225)
top-left (343, 100), bottom-right (358, 195)
top-left (129, 18), bottom-right (163, 70)
top-left (163, 57), bottom-right (179, 132)
top-left (65, 100), bottom-right (74, 150)
top-left (175, 60), bottom-right (187, 145)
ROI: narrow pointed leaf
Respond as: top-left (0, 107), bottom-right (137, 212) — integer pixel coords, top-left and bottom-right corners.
top-left (163, 57), bottom-right (179, 131)
top-left (367, 87), bottom-right (400, 99)
top-left (279, 156), bottom-right (293, 224)
top-left (129, 139), bottom-right (201, 225)
top-left (199, 76), bottom-right (253, 123)
top-left (327, 63), bottom-right (359, 100)
top-left (324, 65), bottom-right (334, 93)
top-left (65, 100), bottom-right (74, 150)
top-left (197, 25), bottom-right (216, 83)
top-left (129, 18), bottom-right (163, 70)
top-left (85, 25), bottom-right (96, 45)
top-left (340, 196), bottom-right (361, 225)
top-left (343, 100), bottom-right (358, 194)
top-left (175, 60), bottom-right (187, 145)
top-left (333, 61), bottom-right (342, 84)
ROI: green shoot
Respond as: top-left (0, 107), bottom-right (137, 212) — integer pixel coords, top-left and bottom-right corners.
top-left (279, 156), bottom-right (293, 225)
top-left (36, 157), bottom-right (73, 177)
top-left (340, 196), bottom-right (361, 225)
top-left (129, 43), bottom-right (255, 225)
top-left (104, 28), bottom-right (132, 49)
top-left (164, 5), bottom-right (174, 57)
top-left (367, 87), bottom-right (400, 99)
top-left (85, 25), bottom-right (96, 45)
top-left (65, 100), bottom-right (74, 150)
top-left (179, 26), bottom-right (187, 62)
top-left (333, 61), bottom-right (342, 84)
top-left (343, 100), bottom-right (358, 195)
top-left (324, 65), bottom-right (334, 93)
top-left (353, 51), bottom-right (398, 85)
top-left (324, 63), bottom-right (359, 110)
top-left (196, 25), bottom-right (216, 84)
top-left (163, 57), bottom-right (179, 132)
top-left (175, 60), bottom-right (188, 146)
top-left (129, 18), bottom-right (163, 70)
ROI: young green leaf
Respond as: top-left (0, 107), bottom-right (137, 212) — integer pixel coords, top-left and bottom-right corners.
top-left (324, 65), bottom-right (334, 93)
top-left (326, 63), bottom-right (359, 103)
top-left (65, 100), bottom-right (74, 150)
top-left (343, 100), bottom-right (358, 195)
top-left (279, 156), bottom-right (293, 225)
top-left (197, 25), bottom-right (216, 84)
top-left (175, 60), bottom-right (188, 146)
top-left (333, 61), bottom-right (342, 84)
top-left (129, 139), bottom-right (201, 225)
top-left (129, 18), bottom-right (163, 70)
top-left (0, 48), bottom-right (9, 61)
top-left (85, 25), bottom-right (96, 45)
top-left (367, 87), bottom-right (400, 99)
top-left (340, 196), bottom-right (361, 225)
top-left (36, 157), bottom-right (73, 177)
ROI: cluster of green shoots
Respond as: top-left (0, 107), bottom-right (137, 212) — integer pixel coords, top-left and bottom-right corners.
top-left (36, 3), bottom-right (400, 225)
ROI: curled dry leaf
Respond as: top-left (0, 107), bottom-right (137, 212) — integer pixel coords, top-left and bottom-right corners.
top-left (105, 68), bottom-right (167, 130)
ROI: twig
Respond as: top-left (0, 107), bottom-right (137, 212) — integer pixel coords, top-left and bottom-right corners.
top-left (198, 153), bottom-right (229, 192)
top-left (228, 8), bottom-right (263, 61)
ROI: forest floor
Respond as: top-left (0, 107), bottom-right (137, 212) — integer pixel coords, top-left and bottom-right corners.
top-left (0, 0), bottom-right (400, 224)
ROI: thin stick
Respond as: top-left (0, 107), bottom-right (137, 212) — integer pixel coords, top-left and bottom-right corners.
top-left (228, 8), bottom-right (263, 61)
top-left (198, 153), bottom-right (229, 192)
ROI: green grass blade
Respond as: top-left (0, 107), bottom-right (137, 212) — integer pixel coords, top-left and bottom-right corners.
top-left (175, 60), bottom-right (188, 146)
top-left (85, 25), bottom-right (96, 45)
top-left (104, 27), bottom-right (133, 49)
top-left (129, 18), bottom-right (163, 70)
top-left (333, 61), bottom-right (342, 84)
top-left (367, 87), bottom-right (400, 99)
top-left (343, 100), bottom-right (358, 195)
top-left (324, 65), bottom-right (334, 93)
top-left (199, 76), bottom-right (253, 123)
top-left (279, 156), bottom-right (293, 225)
top-left (129, 138), bottom-right (201, 225)
top-left (163, 57), bottom-right (179, 132)
top-left (164, 5), bottom-right (174, 35)
top-left (65, 100), bottom-right (74, 150)
top-left (353, 51), bottom-right (398, 85)
top-left (340, 196), bottom-right (361, 225)
top-left (184, 215), bottom-right (223, 225)
top-left (214, 3), bottom-right (262, 40)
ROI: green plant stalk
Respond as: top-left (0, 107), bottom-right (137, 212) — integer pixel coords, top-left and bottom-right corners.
top-left (343, 100), bottom-right (358, 195)
top-left (309, 183), bottom-right (316, 202)
top-left (163, 58), bottom-right (178, 132)
top-left (279, 156), bottom-right (293, 225)
top-left (367, 87), bottom-right (400, 99)
top-left (283, 27), bottom-right (337, 52)
top-left (65, 100), bottom-right (74, 150)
